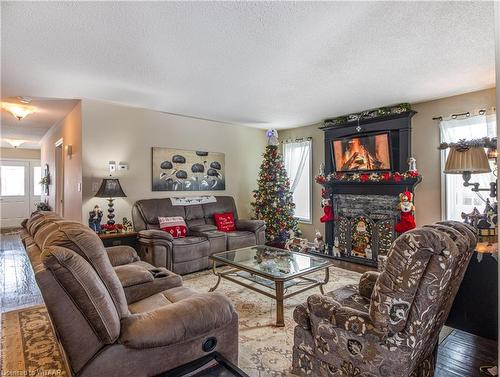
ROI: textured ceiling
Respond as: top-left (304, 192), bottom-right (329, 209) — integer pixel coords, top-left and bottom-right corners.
top-left (1, 98), bottom-right (79, 148)
top-left (1, 1), bottom-right (495, 130)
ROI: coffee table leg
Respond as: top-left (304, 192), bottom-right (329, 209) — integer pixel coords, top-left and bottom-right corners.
top-left (209, 260), bottom-right (222, 292)
top-left (275, 281), bottom-right (285, 327)
top-left (319, 267), bottom-right (330, 295)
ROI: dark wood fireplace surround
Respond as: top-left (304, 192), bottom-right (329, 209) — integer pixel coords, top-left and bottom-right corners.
top-left (320, 111), bottom-right (421, 267)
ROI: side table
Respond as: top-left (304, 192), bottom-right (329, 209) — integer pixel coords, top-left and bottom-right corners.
top-left (98, 231), bottom-right (138, 250)
top-left (446, 242), bottom-right (498, 340)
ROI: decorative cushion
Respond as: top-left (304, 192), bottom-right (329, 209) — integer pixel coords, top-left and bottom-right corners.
top-left (159, 216), bottom-right (187, 238)
top-left (214, 212), bottom-right (236, 232)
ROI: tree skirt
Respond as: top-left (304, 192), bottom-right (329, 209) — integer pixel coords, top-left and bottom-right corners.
top-left (1, 266), bottom-right (361, 377)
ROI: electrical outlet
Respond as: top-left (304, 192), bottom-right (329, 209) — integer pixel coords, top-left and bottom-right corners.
top-left (109, 161), bottom-right (117, 173)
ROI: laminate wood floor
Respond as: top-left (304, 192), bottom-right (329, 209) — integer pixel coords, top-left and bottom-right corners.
top-left (0, 230), bottom-right (497, 376)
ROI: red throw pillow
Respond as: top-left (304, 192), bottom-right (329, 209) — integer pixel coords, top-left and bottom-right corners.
top-left (214, 212), bottom-right (236, 232)
top-left (158, 216), bottom-right (187, 238)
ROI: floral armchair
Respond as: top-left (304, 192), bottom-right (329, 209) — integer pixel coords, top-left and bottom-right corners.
top-left (292, 221), bottom-right (476, 377)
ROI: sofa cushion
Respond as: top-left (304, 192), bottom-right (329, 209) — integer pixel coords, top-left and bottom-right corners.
top-left (202, 196), bottom-right (238, 223)
top-left (128, 286), bottom-right (198, 314)
top-left (36, 220), bottom-right (130, 319)
top-left (134, 198), bottom-right (186, 227)
top-left (172, 237), bottom-right (211, 263)
top-left (184, 204), bottom-right (204, 221)
top-left (214, 212), bottom-right (236, 232)
top-left (226, 231), bottom-right (256, 250)
top-left (42, 246), bottom-right (121, 344)
top-left (159, 216), bottom-right (187, 238)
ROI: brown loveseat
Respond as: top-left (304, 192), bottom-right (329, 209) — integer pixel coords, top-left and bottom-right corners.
top-left (132, 196), bottom-right (266, 274)
top-left (292, 221), bottom-right (476, 377)
top-left (20, 211), bottom-right (239, 377)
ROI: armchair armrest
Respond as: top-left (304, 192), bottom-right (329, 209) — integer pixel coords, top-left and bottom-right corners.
top-left (358, 271), bottom-right (379, 299)
top-left (293, 303), bottom-right (311, 330)
top-left (106, 245), bottom-right (140, 267)
top-left (120, 293), bottom-right (236, 349)
top-left (307, 294), bottom-right (385, 338)
top-left (138, 229), bottom-right (174, 242)
top-left (235, 219), bottom-right (266, 232)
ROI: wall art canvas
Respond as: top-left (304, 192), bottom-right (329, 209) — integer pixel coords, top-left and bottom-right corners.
top-left (152, 147), bottom-right (226, 191)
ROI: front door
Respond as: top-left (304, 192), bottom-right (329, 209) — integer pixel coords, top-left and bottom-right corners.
top-left (0, 159), bottom-right (41, 228)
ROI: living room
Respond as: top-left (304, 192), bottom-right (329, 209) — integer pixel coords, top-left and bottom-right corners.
top-left (1, 2), bottom-right (499, 377)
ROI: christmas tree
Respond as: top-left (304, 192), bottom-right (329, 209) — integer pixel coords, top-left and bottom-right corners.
top-left (251, 143), bottom-right (299, 245)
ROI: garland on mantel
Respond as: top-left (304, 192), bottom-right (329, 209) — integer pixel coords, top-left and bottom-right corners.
top-left (315, 170), bottom-right (420, 185)
top-left (321, 103), bottom-right (412, 128)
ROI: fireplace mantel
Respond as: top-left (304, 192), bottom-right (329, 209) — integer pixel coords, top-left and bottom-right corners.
top-left (325, 177), bottom-right (422, 196)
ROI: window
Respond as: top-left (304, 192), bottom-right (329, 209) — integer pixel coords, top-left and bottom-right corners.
top-left (33, 166), bottom-right (42, 196)
top-left (0, 165), bottom-right (25, 196)
top-left (440, 114), bottom-right (497, 220)
top-left (283, 138), bottom-right (312, 222)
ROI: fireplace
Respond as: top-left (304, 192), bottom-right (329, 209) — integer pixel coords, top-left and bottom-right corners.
top-left (319, 110), bottom-right (420, 267)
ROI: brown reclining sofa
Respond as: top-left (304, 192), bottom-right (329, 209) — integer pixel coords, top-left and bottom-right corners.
top-left (20, 211), bottom-right (239, 377)
top-left (133, 196), bottom-right (266, 274)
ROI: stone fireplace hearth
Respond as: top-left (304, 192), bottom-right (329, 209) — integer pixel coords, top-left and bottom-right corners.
top-left (332, 194), bottom-right (399, 266)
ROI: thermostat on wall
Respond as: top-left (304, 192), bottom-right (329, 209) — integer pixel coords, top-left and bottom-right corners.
top-left (118, 162), bottom-right (128, 171)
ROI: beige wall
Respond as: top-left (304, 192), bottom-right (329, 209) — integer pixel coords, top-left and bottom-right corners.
top-left (281, 88), bottom-right (496, 240)
top-left (412, 88), bottom-right (496, 225)
top-left (40, 102), bottom-right (83, 221)
top-left (0, 148), bottom-right (41, 160)
top-left (81, 99), bottom-right (267, 224)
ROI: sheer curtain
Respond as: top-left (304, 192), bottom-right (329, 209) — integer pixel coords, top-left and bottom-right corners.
top-left (283, 139), bottom-right (312, 222)
top-left (440, 114), bottom-right (496, 220)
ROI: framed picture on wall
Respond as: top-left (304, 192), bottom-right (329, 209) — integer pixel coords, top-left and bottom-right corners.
top-left (152, 147), bottom-right (226, 191)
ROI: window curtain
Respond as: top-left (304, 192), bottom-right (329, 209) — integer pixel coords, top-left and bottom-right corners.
top-left (283, 139), bottom-right (311, 193)
top-left (440, 114), bottom-right (497, 220)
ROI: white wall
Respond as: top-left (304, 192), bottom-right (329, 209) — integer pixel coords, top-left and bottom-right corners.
top-left (81, 99), bottom-right (267, 224)
top-left (40, 102), bottom-right (83, 221)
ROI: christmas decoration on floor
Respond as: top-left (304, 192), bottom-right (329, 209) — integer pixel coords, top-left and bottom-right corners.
top-left (252, 130), bottom-right (299, 246)
top-left (394, 190), bottom-right (416, 233)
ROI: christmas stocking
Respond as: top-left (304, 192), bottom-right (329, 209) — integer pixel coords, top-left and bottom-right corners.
top-left (395, 210), bottom-right (416, 233)
top-left (320, 204), bottom-right (334, 223)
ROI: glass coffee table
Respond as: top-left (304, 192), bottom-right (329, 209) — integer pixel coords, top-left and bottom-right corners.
top-left (209, 245), bottom-right (333, 327)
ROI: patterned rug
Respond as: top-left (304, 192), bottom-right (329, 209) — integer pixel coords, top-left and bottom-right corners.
top-left (1, 266), bottom-right (361, 376)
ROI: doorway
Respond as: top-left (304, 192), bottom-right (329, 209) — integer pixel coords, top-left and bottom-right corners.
top-left (0, 159), bottom-right (42, 228)
top-left (54, 139), bottom-right (64, 217)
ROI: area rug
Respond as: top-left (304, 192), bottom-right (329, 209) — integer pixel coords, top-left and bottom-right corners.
top-left (1, 266), bottom-right (360, 377)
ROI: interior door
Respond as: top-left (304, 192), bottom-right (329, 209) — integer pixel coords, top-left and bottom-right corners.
top-left (0, 160), bottom-right (30, 228)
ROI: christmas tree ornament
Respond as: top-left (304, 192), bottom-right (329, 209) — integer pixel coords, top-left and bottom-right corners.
top-left (251, 144), bottom-right (299, 246)
top-left (395, 190), bottom-right (416, 233)
top-left (266, 129), bottom-right (279, 146)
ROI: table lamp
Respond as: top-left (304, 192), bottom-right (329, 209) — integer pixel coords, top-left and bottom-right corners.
top-left (94, 177), bottom-right (127, 225)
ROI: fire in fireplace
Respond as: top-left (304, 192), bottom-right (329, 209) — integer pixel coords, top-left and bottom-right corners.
top-left (332, 132), bottom-right (392, 172)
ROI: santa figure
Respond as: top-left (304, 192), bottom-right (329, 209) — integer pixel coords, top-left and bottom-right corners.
top-left (395, 191), bottom-right (416, 233)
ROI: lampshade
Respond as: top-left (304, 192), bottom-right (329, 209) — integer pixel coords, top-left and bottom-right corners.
top-left (95, 178), bottom-right (127, 198)
top-left (444, 147), bottom-right (491, 174)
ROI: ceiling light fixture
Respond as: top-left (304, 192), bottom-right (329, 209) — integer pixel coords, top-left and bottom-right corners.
top-left (1, 102), bottom-right (36, 120)
top-left (3, 139), bottom-right (26, 148)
